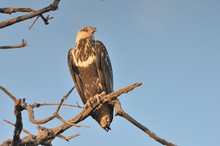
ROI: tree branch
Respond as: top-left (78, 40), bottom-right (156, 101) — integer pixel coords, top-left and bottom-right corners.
top-left (0, 8), bottom-right (33, 14)
top-left (31, 102), bottom-right (82, 108)
top-left (0, 85), bottom-right (17, 102)
top-left (0, 0), bottom-right (61, 28)
top-left (0, 39), bottom-right (28, 49)
top-left (114, 100), bottom-right (176, 146)
top-left (0, 85), bottom-right (27, 145)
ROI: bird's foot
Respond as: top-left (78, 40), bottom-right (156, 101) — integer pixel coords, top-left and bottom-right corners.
top-left (94, 91), bottom-right (106, 103)
top-left (84, 99), bottom-right (92, 109)
top-left (84, 91), bottom-right (106, 109)
top-left (94, 94), bottom-right (101, 104)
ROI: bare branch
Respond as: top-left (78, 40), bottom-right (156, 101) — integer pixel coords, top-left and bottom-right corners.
top-left (31, 102), bottom-right (82, 108)
top-left (114, 100), bottom-right (176, 146)
top-left (29, 15), bottom-right (54, 30)
top-left (0, 85), bottom-right (17, 102)
top-left (55, 86), bottom-right (75, 113)
top-left (0, 39), bottom-right (28, 49)
top-left (0, 86), bottom-right (27, 145)
top-left (0, 0), bottom-right (61, 28)
top-left (57, 133), bottom-right (80, 141)
top-left (26, 105), bottom-right (56, 125)
top-left (13, 98), bottom-right (26, 145)
top-left (28, 15), bottom-right (40, 30)
top-left (50, 86), bottom-right (87, 127)
top-left (0, 7), bottom-right (33, 14)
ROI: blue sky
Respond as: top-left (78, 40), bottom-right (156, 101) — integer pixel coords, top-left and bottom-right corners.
top-left (1, 0), bottom-right (220, 146)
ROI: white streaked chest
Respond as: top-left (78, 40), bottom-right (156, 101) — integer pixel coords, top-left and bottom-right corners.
top-left (71, 49), bottom-right (96, 68)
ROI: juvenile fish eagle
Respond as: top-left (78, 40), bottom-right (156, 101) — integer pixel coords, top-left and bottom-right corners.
top-left (68, 26), bottom-right (114, 131)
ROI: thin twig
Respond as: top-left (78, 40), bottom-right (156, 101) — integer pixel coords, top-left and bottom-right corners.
top-left (29, 14), bottom-right (54, 30)
top-left (54, 86), bottom-right (84, 127)
top-left (28, 15), bottom-right (40, 30)
top-left (32, 102), bottom-right (82, 108)
top-left (57, 133), bottom-right (80, 141)
top-left (0, 39), bottom-right (28, 49)
top-left (3, 119), bottom-right (34, 137)
top-left (55, 86), bottom-right (75, 113)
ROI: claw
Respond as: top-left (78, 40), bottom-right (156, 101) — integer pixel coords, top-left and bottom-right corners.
top-left (84, 98), bottom-right (92, 108)
top-left (94, 94), bottom-right (100, 103)
top-left (95, 91), bottom-right (106, 103)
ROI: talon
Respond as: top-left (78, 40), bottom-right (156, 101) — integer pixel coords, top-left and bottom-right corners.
top-left (94, 94), bottom-right (100, 103)
top-left (100, 91), bottom-right (106, 96)
top-left (84, 99), bottom-right (92, 108)
top-left (96, 91), bottom-right (106, 103)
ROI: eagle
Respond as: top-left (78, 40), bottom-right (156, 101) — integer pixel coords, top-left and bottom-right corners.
top-left (68, 26), bottom-right (114, 131)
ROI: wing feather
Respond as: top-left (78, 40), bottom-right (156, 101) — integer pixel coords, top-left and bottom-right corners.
top-left (68, 49), bottom-right (87, 103)
top-left (95, 41), bottom-right (113, 94)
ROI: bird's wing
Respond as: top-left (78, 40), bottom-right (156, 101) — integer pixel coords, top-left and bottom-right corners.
top-left (68, 49), bottom-right (87, 103)
top-left (95, 41), bottom-right (114, 94)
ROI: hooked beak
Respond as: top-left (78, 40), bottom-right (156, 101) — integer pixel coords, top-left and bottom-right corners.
top-left (92, 27), bottom-right (96, 34)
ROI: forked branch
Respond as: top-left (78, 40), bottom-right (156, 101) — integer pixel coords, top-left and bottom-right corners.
top-left (0, 0), bottom-right (61, 28)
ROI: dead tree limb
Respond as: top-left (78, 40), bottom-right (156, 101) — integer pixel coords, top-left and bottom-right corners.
top-left (0, 82), bottom-right (176, 146)
top-left (12, 98), bottom-right (26, 146)
top-left (0, 8), bottom-right (33, 14)
top-left (114, 100), bottom-right (176, 146)
top-left (0, 86), bottom-right (27, 146)
top-left (0, 0), bottom-right (61, 28)
top-left (31, 102), bottom-right (82, 108)
top-left (0, 39), bottom-right (28, 49)
top-left (0, 85), bottom-right (79, 146)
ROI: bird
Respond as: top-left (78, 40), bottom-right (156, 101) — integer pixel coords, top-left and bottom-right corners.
top-left (68, 26), bottom-right (114, 131)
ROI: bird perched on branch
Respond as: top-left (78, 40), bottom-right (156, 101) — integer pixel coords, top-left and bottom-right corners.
top-left (68, 26), bottom-right (114, 131)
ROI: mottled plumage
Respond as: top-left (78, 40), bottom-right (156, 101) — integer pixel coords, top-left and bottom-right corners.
top-left (68, 26), bottom-right (114, 131)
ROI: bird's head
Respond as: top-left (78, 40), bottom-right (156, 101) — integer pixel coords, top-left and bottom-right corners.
top-left (75, 26), bottom-right (96, 44)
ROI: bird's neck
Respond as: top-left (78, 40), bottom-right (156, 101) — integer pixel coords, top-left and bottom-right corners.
top-left (75, 32), bottom-right (94, 45)
top-left (75, 37), bottom-right (95, 50)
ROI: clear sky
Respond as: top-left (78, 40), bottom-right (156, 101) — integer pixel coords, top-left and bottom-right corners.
top-left (1, 1), bottom-right (220, 146)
